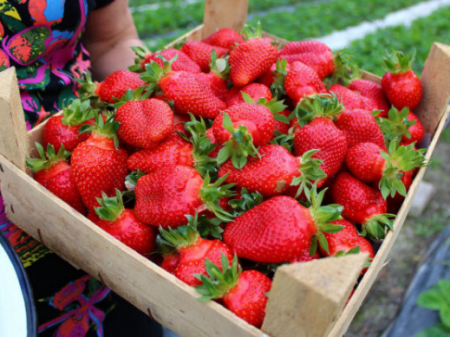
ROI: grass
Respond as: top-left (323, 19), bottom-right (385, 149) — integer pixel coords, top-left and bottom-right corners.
top-left (414, 211), bottom-right (447, 238)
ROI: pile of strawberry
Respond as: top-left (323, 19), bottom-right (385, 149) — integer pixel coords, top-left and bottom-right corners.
top-left (27, 23), bottom-right (427, 328)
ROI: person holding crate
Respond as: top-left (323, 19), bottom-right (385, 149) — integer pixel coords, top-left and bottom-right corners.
top-left (0, 0), bottom-right (164, 336)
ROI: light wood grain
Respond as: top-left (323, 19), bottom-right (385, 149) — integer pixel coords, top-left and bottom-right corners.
top-left (202, 0), bottom-right (249, 38)
top-left (415, 42), bottom-right (450, 135)
top-left (262, 254), bottom-right (367, 337)
top-left (164, 25), bottom-right (204, 49)
top-left (0, 67), bottom-right (29, 172)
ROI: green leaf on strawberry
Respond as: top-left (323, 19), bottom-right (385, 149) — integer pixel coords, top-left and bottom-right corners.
top-left (26, 143), bottom-right (71, 173)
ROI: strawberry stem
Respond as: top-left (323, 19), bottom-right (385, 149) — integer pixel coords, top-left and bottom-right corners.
top-left (241, 21), bottom-right (263, 41)
top-left (229, 188), bottom-right (263, 217)
top-left (157, 213), bottom-right (201, 252)
top-left (291, 149), bottom-right (326, 198)
top-left (376, 107), bottom-right (416, 146)
top-left (362, 213), bottom-right (395, 240)
top-left (383, 50), bottom-right (415, 74)
top-left (94, 189), bottom-right (124, 222)
top-left (79, 115), bottom-right (121, 149)
top-left (293, 93), bottom-right (343, 127)
top-left (199, 173), bottom-right (235, 222)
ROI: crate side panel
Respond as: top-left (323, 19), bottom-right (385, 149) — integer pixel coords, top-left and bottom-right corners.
top-left (202, 0), bottom-right (248, 38)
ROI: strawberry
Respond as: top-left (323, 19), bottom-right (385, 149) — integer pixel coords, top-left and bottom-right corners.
top-left (331, 172), bottom-right (394, 239)
top-left (196, 51), bottom-right (230, 101)
top-left (131, 47), bottom-right (201, 73)
top-left (88, 190), bottom-right (157, 256)
top-left (224, 191), bottom-right (344, 264)
top-left (284, 61), bottom-right (327, 104)
top-left (329, 83), bottom-right (373, 111)
top-left (279, 40), bottom-right (331, 56)
top-left (219, 145), bottom-right (325, 197)
top-left (195, 255), bottom-right (271, 328)
top-left (381, 50), bottom-right (422, 110)
top-left (386, 170), bottom-right (413, 213)
top-left (180, 41), bottom-right (228, 72)
top-left (206, 127), bottom-right (222, 158)
top-left (141, 56), bottom-right (226, 119)
top-left (157, 213), bottom-right (233, 286)
top-left (290, 244), bottom-right (320, 263)
top-left (115, 88), bottom-right (174, 149)
top-left (257, 59), bottom-right (291, 98)
top-left (273, 109), bottom-right (292, 135)
top-left (348, 79), bottom-right (390, 117)
top-left (229, 23), bottom-right (278, 87)
top-left (71, 116), bottom-right (128, 210)
top-left (26, 143), bottom-right (85, 214)
top-left (135, 166), bottom-right (234, 228)
top-left (335, 108), bottom-right (386, 149)
top-left (202, 28), bottom-right (245, 51)
top-left (43, 99), bottom-right (97, 152)
top-left (225, 83), bottom-right (272, 107)
top-left (346, 140), bottom-right (426, 198)
top-left (291, 94), bottom-right (347, 179)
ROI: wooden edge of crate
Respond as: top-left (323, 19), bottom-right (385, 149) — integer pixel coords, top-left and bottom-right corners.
top-left (0, 155), bottom-right (263, 337)
top-left (328, 104), bottom-right (450, 337)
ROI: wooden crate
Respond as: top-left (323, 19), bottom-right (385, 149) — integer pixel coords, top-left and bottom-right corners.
top-left (1, 1), bottom-right (450, 336)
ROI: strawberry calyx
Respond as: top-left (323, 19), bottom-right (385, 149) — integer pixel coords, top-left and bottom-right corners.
top-left (241, 92), bottom-right (288, 123)
top-left (334, 246), bottom-right (373, 268)
top-left (114, 86), bottom-right (152, 108)
top-left (377, 107), bottom-right (416, 145)
top-left (270, 58), bottom-right (289, 98)
top-left (383, 50), bottom-right (415, 74)
top-left (125, 170), bottom-right (146, 191)
top-left (79, 115), bottom-right (121, 149)
top-left (94, 189), bottom-right (124, 222)
top-left (157, 213), bottom-right (201, 255)
top-left (361, 213), bottom-right (395, 240)
top-left (26, 143), bottom-right (71, 173)
top-left (209, 50), bottom-right (230, 80)
top-left (241, 22), bottom-right (263, 41)
top-left (325, 50), bottom-right (356, 87)
top-left (307, 186), bottom-right (344, 255)
top-left (270, 131), bottom-right (295, 153)
top-left (379, 139), bottom-right (426, 199)
top-left (195, 254), bottom-right (241, 301)
top-left (291, 149), bottom-right (327, 198)
top-left (199, 173), bottom-right (236, 222)
top-left (140, 54), bottom-right (178, 90)
top-left (293, 93), bottom-right (343, 127)
top-left (61, 99), bottom-right (98, 126)
top-left (197, 215), bottom-right (224, 240)
top-left (129, 45), bottom-right (152, 73)
top-left (216, 112), bottom-right (261, 169)
top-left (76, 72), bottom-right (99, 102)
top-left (228, 188), bottom-right (263, 217)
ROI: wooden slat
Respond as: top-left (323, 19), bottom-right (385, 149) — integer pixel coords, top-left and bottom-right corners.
top-left (0, 155), bottom-right (263, 337)
top-left (262, 32), bottom-right (290, 48)
top-left (262, 254), bottom-right (367, 337)
top-left (415, 42), bottom-right (450, 135)
top-left (164, 25), bottom-right (204, 49)
top-left (202, 0), bottom-right (249, 38)
top-left (0, 67), bottom-right (29, 172)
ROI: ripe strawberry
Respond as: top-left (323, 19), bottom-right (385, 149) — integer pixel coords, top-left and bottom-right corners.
top-left (335, 108), bottom-right (386, 149)
top-left (381, 50), bottom-right (422, 110)
top-left (88, 190), bottom-right (157, 256)
top-left (115, 89), bottom-right (174, 149)
top-left (224, 192), bottom-right (344, 264)
top-left (196, 51), bottom-right (230, 101)
top-left (257, 59), bottom-right (291, 99)
top-left (229, 23), bottom-right (278, 87)
top-left (290, 244), bottom-right (320, 263)
top-left (141, 56), bottom-right (226, 119)
top-left (26, 143), bottom-right (85, 214)
top-left (331, 172), bottom-right (394, 239)
top-left (225, 83), bottom-right (272, 107)
top-left (131, 47), bottom-right (201, 73)
top-left (195, 255), bottom-right (271, 328)
top-left (202, 28), bottom-right (245, 51)
top-left (206, 127), bottom-right (222, 158)
top-left (284, 61), bottom-right (327, 104)
top-left (181, 41), bottom-right (228, 72)
top-left (329, 83), bottom-right (379, 112)
top-left (157, 213), bottom-right (233, 286)
top-left (273, 109), bottom-right (292, 134)
top-left (348, 79), bottom-right (390, 117)
top-left (71, 116), bottom-right (128, 210)
top-left (279, 40), bottom-right (331, 56)
top-left (43, 99), bottom-right (97, 152)
top-left (346, 140), bottom-right (425, 198)
top-left (386, 170), bottom-right (413, 213)
top-left (219, 145), bottom-right (325, 197)
top-left (135, 166), bottom-right (234, 228)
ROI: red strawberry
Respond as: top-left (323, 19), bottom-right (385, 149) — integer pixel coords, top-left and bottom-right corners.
top-left (290, 244), bottom-right (320, 263)
top-left (43, 99), bottom-right (97, 152)
top-left (284, 61), bottom-right (327, 104)
top-left (331, 172), bottom-right (394, 239)
top-left (386, 170), bottom-right (413, 213)
top-left (329, 83), bottom-right (378, 112)
top-left (381, 50), bottom-right (422, 110)
top-left (180, 41), bottom-right (228, 72)
top-left (135, 165), bottom-right (234, 228)
top-left (157, 213), bottom-right (233, 286)
top-left (257, 59), bottom-right (291, 98)
top-left (335, 108), bottom-right (386, 149)
top-left (88, 190), bottom-right (157, 256)
top-left (403, 111), bottom-right (424, 145)
top-left (279, 40), bottom-right (331, 56)
top-left (206, 127), bottom-right (222, 158)
top-left (273, 109), bottom-right (291, 134)
top-left (141, 56), bottom-right (226, 119)
top-left (137, 48), bottom-right (201, 73)
top-left (219, 144), bottom-right (325, 197)
top-left (224, 193), bottom-right (343, 263)
top-left (202, 28), bottom-right (245, 51)
top-left (229, 23), bottom-right (278, 87)
top-left (26, 143), bottom-right (85, 214)
top-left (71, 116), bottom-right (129, 210)
top-left (195, 255), bottom-right (271, 328)
top-left (225, 83), bottom-right (272, 107)
top-left (196, 50), bottom-right (230, 101)
top-left (115, 89), bottom-right (174, 149)
top-left (345, 141), bottom-right (425, 198)
top-left (348, 79), bottom-right (390, 117)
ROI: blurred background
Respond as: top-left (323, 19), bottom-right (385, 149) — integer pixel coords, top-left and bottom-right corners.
top-left (129, 1), bottom-right (450, 336)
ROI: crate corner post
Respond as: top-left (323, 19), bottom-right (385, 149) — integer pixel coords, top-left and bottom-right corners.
top-left (261, 254), bottom-right (367, 337)
top-left (0, 67), bottom-right (29, 172)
